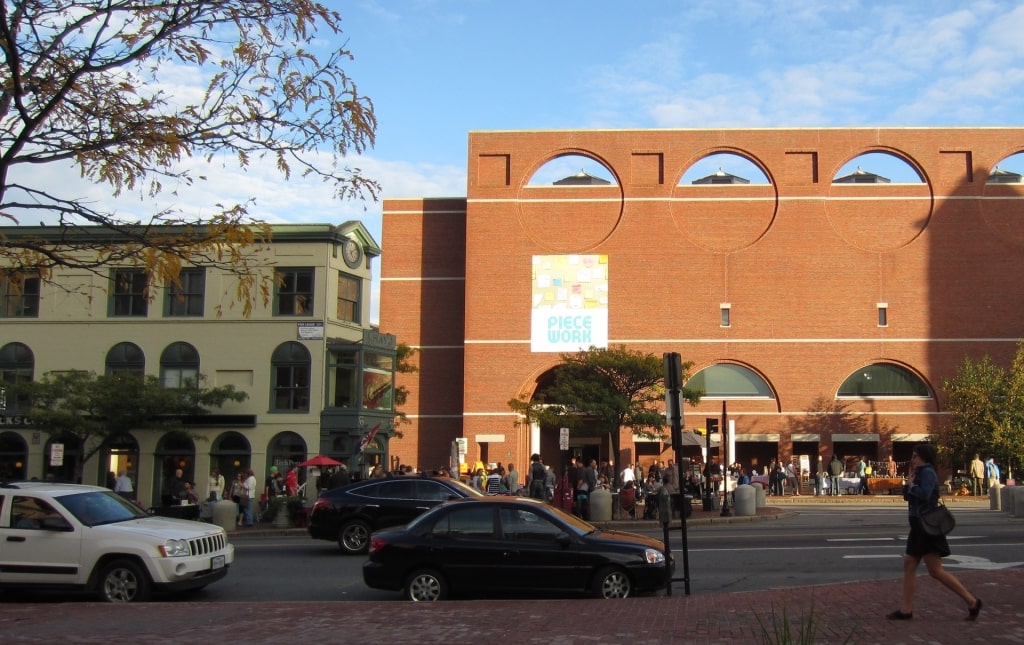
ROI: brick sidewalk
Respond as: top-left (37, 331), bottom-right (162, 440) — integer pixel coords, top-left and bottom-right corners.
top-left (0, 568), bottom-right (1019, 643)
top-left (1, 497), bottom-right (1015, 644)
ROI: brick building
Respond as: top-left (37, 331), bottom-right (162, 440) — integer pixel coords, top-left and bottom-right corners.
top-left (380, 128), bottom-right (1024, 479)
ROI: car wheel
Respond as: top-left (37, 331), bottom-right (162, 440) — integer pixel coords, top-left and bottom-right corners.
top-left (98, 559), bottom-right (152, 603)
top-left (593, 566), bottom-right (631, 599)
top-left (405, 568), bottom-right (447, 602)
top-left (338, 520), bottom-right (372, 554)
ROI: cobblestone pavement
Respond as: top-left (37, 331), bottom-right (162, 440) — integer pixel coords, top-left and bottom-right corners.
top-left (1, 496), bottom-right (1019, 644)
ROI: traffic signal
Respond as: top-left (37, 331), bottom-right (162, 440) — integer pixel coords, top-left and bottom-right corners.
top-left (706, 418), bottom-right (719, 434)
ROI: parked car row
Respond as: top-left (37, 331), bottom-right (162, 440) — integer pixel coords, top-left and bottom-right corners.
top-left (307, 474), bottom-right (673, 601)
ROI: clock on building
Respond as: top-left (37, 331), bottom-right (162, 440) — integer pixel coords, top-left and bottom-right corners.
top-left (343, 238), bottom-right (362, 268)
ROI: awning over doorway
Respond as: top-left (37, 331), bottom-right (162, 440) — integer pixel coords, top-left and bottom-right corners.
top-left (832, 433), bottom-right (880, 442)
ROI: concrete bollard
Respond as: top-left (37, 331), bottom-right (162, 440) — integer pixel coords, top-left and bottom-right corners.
top-left (750, 482), bottom-right (766, 508)
top-left (589, 487), bottom-right (612, 522)
top-left (213, 499), bottom-right (237, 532)
top-left (1002, 486), bottom-right (1015, 516)
top-left (989, 483), bottom-right (1003, 511)
top-left (1014, 487), bottom-right (1024, 518)
top-left (734, 484), bottom-right (756, 516)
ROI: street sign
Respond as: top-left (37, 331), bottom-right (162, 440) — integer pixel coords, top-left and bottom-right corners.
top-left (559, 427), bottom-right (569, 450)
top-left (49, 442), bottom-right (64, 467)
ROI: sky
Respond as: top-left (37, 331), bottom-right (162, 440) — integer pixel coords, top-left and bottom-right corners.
top-left (20, 1), bottom-right (1024, 323)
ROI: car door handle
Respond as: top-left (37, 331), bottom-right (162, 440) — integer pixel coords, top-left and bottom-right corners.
top-left (6, 536), bottom-right (26, 542)
top-left (502, 551), bottom-right (519, 557)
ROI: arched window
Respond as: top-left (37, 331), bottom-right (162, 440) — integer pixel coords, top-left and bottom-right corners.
top-left (687, 364), bottom-right (774, 398)
top-left (838, 364), bottom-right (930, 397)
top-left (0, 342), bottom-right (33, 412)
top-left (160, 342), bottom-right (199, 388)
top-left (271, 342), bottom-right (311, 412)
top-left (106, 342), bottom-right (145, 376)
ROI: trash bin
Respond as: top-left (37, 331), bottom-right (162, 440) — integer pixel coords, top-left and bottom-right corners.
top-left (590, 488), bottom-right (612, 522)
top-left (213, 499), bottom-right (237, 532)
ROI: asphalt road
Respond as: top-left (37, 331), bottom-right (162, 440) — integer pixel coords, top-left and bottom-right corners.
top-left (5, 504), bottom-right (1018, 603)
top-left (209, 504), bottom-right (1021, 602)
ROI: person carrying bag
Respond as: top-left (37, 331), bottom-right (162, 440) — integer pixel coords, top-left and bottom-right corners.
top-left (886, 444), bottom-right (980, 622)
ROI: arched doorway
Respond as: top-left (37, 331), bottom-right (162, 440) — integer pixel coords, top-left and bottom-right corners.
top-left (268, 431), bottom-right (307, 489)
top-left (0, 431), bottom-right (27, 480)
top-left (100, 433), bottom-right (139, 493)
top-left (211, 431), bottom-right (252, 488)
top-left (154, 433), bottom-right (196, 506)
top-left (43, 433), bottom-right (83, 483)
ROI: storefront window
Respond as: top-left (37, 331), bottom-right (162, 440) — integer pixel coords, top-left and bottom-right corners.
top-left (327, 350), bottom-right (359, 408)
top-left (363, 352), bottom-right (394, 411)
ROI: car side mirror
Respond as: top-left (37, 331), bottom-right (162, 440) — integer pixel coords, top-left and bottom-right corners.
top-left (39, 517), bottom-right (74, 532)
top-left (555, 532), bottom-right (572, 547)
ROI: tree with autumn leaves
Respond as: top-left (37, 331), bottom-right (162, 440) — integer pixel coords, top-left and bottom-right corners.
top-left (0, 1), bottom-right (377, 312)
top-left (509, 345), bottom-right (702, 467)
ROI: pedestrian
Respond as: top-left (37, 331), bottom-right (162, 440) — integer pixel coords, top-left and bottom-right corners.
top-left (242, 468), bottom-right (257, 526)
top-left (285, 464), bottom-right (299, 496)
top-left (856, 456), bottom-right (868, 495)
top-left (887, 443), bottom-right (981, 621)
top-left (506, 463), bottom-right (520, 495)
top-left (969, 453), bottom-right (985, 496)
top-left (230, 472), bottom-right (246, 526)
top-left (985, 458), bottom-right (1000, 492)
top-left (544, 463), bottom-right (556, 502)
top-left (828, 454), bottom-right (844, 496)
top-left (331, 462), bottom-right (351, 489)
top-left (206, 467), bottom-right (225, 502)
top-left (114, 469), bottom-right (134, 500)
top-left (486, 466), bottom-right (503, 494)
top-left (528, 454), bottom-right (546, 500)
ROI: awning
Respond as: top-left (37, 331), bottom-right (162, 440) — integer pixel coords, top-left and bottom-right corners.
top-left (832, 433), bottom-right (880, 442)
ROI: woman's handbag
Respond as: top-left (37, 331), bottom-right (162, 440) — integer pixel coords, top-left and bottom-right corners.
top-left (919, 501), bottom-right (956, 536)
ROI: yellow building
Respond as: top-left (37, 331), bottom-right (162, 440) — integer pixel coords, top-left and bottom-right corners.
top-left (0, 222), bottom-right (396, 508)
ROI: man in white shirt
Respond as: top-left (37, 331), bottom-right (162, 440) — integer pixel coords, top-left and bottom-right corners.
top-left (114, 469), bottom-right (134, 500)
top-left (620, 464), bottom-right (635, 487)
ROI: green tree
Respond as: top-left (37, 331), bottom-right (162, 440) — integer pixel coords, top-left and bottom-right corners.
top-left (391, 342), bottom-right (419, 437)
top-left (0, 1), bottom-right (377, 312)
top-left (12, 370), bottom-right (247, 482)
top-left (509, 345), bottom-right (701, 466)
top-left (940, 344), bottom-right (1024, 478)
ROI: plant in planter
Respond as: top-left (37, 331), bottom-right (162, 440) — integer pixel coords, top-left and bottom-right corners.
top-left (265, 495), bottom-right (303, 527)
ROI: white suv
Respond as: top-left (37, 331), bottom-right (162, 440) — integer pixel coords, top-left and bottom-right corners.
top-left (0, 481), bottom-right (234, 602)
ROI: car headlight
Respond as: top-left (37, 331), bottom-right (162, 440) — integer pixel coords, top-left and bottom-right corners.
top-left (642, 548), bottom-right (666, 564)
top-left (159, 539), bottom-right (191, 557)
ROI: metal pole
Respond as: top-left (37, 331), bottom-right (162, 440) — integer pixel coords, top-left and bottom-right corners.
top-left (720, 401), bottom-right (732, 517)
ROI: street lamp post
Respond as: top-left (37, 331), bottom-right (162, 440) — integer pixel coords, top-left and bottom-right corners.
top-left (719, 401), bottom-right (732, 517)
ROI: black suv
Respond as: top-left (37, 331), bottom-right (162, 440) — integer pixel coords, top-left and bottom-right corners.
top-left (307, 475), bottom-right (482, 554)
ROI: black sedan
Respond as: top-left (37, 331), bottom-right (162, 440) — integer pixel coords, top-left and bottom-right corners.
top-left (362, 497), bottom-right (672, 601)
top-left (307, 475), bottom-right (483, 554)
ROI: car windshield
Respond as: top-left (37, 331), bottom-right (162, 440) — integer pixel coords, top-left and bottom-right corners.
top-left (59, 491), bottom-right (149, 527)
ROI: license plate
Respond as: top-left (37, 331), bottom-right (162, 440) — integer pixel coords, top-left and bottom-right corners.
top-left (211, 555), bottom-right (225, 570)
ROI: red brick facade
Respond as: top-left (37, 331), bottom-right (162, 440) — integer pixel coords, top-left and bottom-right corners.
top-left (381, 128), bottom-right (1024, 476)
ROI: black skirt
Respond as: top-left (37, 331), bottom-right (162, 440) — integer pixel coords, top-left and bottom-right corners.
top-left (906, 516), bottom-right (950, 558)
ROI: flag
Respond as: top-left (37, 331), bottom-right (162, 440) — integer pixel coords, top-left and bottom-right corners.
top-left (356, 423), bottom-right (382, 454)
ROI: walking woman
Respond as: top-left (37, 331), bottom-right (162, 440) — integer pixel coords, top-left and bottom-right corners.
top-left (887, 443), bottom-right (981, 621)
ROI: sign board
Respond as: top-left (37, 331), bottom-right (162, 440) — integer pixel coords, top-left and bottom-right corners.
top-left (559, 427), bottom-right (569, 451)
top-left (49, 443), bottom-right (64, 467)
top-left (297, 322), bottom-right (324, 340)
top-left (455, 437), bottom-right (468, 456)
